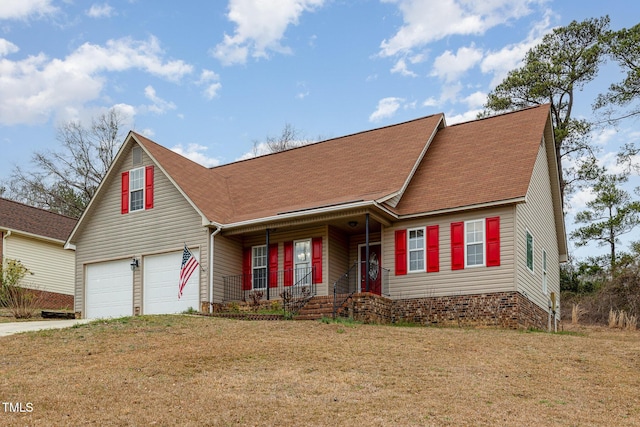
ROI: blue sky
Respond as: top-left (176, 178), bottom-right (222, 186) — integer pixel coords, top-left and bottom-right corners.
top-left (0, 0), bottom-right (639, 259)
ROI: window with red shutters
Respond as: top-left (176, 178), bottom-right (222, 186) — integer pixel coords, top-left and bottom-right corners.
top-left (269, 243), bottom-right (278, 288)
top-left (426, 225), bottom-right (440, 273)
top-left (486, 217), bottom-right (500, 267)
top-left (121, 171), bottom-right (129, 214)
top-left (242, 247), bottom-right (252, 290)
top-left (144, 165), bottom-right (154, 210)
top-left (451, 222), bottom-right (464, 270)
top-left (283, 241), bottom-right (293, 286)
top-left (395, 229), bottom-right (407, 275)
top-left (312, 237), bottom-right (323, 283)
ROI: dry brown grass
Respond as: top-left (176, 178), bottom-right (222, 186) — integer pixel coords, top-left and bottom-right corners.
top-left (1, 316), bottom-right (639, 426)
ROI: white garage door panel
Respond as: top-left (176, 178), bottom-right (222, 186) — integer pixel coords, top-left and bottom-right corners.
top-left (143, 250), bottom-right (199, 315)
top-left (85, 260), bottom-right (133, 319)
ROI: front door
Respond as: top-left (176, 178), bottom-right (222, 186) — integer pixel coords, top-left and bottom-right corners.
top-left (360, 244), bottom-right (382, 295)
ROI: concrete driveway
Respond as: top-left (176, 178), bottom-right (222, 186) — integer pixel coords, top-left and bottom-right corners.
top-left (0, 319), bottom-right (92, 337)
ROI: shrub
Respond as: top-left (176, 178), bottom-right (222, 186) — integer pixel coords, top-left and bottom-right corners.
top-left (1, 259), bottom-right (42, 319)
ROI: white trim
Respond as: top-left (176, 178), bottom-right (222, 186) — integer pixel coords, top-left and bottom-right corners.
top-left (407, 227), bottom-right (426, 273)
top-left (293, 239), bottom-right (312, 287)
top-left (128, 166), bottom-right (146, 213)
top-left (542, 248), bottom-right (548, 295)
top-left (397, 197), bottom-right (526, 220)
top-left (464, 219), bottom-right (485, 268)
top-left (1, 227), bottom-right (67, 246)
top-left (526, 229), bottom-right (535, 274)
top-left (251, 245), bottom-right (267, 290)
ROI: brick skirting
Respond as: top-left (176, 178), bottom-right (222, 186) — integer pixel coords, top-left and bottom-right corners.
top-left (28, 289), bottom-right (74, 310)
top-left (343, 291), bottom-right (548, 329)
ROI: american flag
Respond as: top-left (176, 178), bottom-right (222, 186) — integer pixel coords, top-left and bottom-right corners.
top-left (179, 244), bottom-right (199, 299)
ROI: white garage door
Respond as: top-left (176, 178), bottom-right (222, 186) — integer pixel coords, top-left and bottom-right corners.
top-left (143, 250), bottom-right (200, 315)
top-left (85, 259), bottom-right (133, 319)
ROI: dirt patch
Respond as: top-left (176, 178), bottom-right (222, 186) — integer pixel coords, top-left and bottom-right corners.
top-left (0, 316), bottom-right (639, 426)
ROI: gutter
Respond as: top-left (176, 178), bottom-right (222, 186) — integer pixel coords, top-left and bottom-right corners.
top-left (2, 229), bottom-right (11, 266)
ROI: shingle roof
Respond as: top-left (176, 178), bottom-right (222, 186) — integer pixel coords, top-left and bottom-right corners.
top-left (132, 105), bottom-right (551, 225)
top-left (134, 113), bottom-right (444, 224)
top-left (0, 198), bottom-right (78, 242)
top-left (395, 104), bottom-right (551, 215)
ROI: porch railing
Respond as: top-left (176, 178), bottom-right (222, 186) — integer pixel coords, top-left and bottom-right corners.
top-left (332, 262), bottom-right (390, 319)
top-left (222, 267), bottom-right (317, 315)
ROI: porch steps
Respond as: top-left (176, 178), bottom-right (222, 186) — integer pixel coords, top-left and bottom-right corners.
top-left (294, 295), bottom-right (350, 320)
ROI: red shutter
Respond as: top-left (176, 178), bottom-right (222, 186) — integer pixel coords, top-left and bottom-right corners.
top-left (395, 229), bottom-right (407, 276)
top-left (283, 241), bottom-right (293, 286)
top-left (486, 216), bottom-right (500, 267)
top-left (242, 247), bottom-right (252, 290)
top-left (312, 237), bottom-right (323, 283)
top-left (451, 222), bottom-right (464, 270)
top-left (121, 171), bottom-right (129, 214)
top-left (269, 243), bottom-right (278, 288)
top-left (426, 225), bottom-right (439, 273)
top-left (144, 165), bottom-right (154, 210)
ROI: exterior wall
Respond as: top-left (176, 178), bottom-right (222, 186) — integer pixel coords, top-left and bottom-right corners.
top-left (327, 225), bottom-right (350, 292)
top-left (241, 225), bottom-right (328, 295)
top-left (384, 205), bottom-right (516, 299)
top-left (73, 143), bottom-right (208, 316)
top-left (5, 234), bottom-right (74, 296)
top-left (212, 233), bottom-right (242, 303)
top-left (515, 138), bottom-right (561, 317)
top-left (340, 292), bottom-right (549, 329)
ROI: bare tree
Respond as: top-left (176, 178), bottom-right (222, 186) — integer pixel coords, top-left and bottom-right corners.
top-left (251, 123), bottom-right (318, 156)
top-left (8, 108), bottom-right (126, 218)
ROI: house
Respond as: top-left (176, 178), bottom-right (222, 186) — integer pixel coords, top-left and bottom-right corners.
top-left (66, 104), bottom-right (567, 328)
top-left (1, 198), bottom-right (77, 309)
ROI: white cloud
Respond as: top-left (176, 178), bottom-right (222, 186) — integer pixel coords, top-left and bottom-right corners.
top-left (446, 108), bottom-right (482, 125)
top-left (591, 128), bottom-right (618, 146)
top-left (463, 91), bottom-right (487, 109)
top-left (391, 58), bottom-right (417, 77)
top-left (171, 143), bottom-right (221, 167)
top-left (431, 44), bottom-right (483, 82)
top-left (369, 97), bottom-right (404, 122)
top-left (0, 36), bottom-right (193, 125)
top-left (143, 85), bottom-right (176, 114)
top-left (480, 11), bottom-right (552, 86)
top-left (0, 39), bottom-right (19, 57)
top-left (212, 0), bottom-right (325, 65)
top-left (86, 3), bottom-right (115, 18)
top-left (198, 69), bottom-right (222, 99)
top-left (566, 187), bottom-right (596, 215)
top-left (379, 0), bottom-right (539, 57)
top-left (0, 0), bottom-right (57, 20)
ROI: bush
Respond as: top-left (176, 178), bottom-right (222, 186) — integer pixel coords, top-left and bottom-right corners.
top-left (0, 259), bottom-right (43, 319)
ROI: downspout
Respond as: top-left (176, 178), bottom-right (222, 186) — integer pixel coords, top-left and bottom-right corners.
top-left (1, 230), bottom-right (11, 268)
top-left (209, 226), bottom-right (221, 311)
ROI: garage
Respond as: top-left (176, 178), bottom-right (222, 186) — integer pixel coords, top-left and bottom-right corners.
top-left (85, 259), bottom-right (133, 318)
top-left (143, 250), bottom-right (200, 315)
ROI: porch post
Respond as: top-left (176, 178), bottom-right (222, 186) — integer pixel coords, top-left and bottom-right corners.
top-left (365, 213), bottom-right (370, 292)
top-left (266, 228), bottom-right (270, 300)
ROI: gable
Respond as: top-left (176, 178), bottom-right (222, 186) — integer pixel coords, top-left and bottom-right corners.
top-left (393, 105), bottom-right (551, 216)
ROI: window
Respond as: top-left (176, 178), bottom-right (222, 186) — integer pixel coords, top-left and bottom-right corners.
top-left (294, 240), bottom-right (311, 285)
top-left (526, 230), bottom-right (534, 273)
top-left (465, 220), bottom-right (484, 267)
top-left (252, 246), bottom-right (267, 289)
top-left (129, 167), bottom-right (145, 211)
top-left (542, 249), bottom-right (548, 294)
top-left (408, 228), bottom-right (425, 272)
top-left (132, 146), bottom-right (142, 165)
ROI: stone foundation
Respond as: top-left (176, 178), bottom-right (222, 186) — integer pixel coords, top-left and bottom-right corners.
top-left (343, 291), bottom-right (548, 330)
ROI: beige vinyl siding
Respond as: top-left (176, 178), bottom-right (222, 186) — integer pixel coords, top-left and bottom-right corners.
top-left (240, 226), bottom-right (329, 295)
top-left (515, 138), bottom-right (560, 314)
top-left (327, 226), bottom-right (350, 291)
top-left (5, 235), bottom-right (74, 295)
top-left (212, 233), bottom-right (242, 303)
top-left (385, 206), bottom-right (516, 299)
top-left (73, 144), bottom-right (208, 315)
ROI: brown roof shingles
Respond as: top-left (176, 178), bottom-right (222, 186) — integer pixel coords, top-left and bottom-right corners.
top-left (132, 105), bottom-right (550, 224)
top-left (0, 198), bottom-right (78, 242)
top-left (134, 114), bottom-right (444, 224)
top-left (394, 105), bottom-right (551, 215)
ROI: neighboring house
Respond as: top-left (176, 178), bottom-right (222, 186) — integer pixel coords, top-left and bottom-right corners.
top-left (1, 198), bottom-right (77, 309)
top-left (66, 105), bottom-right (567, 328)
